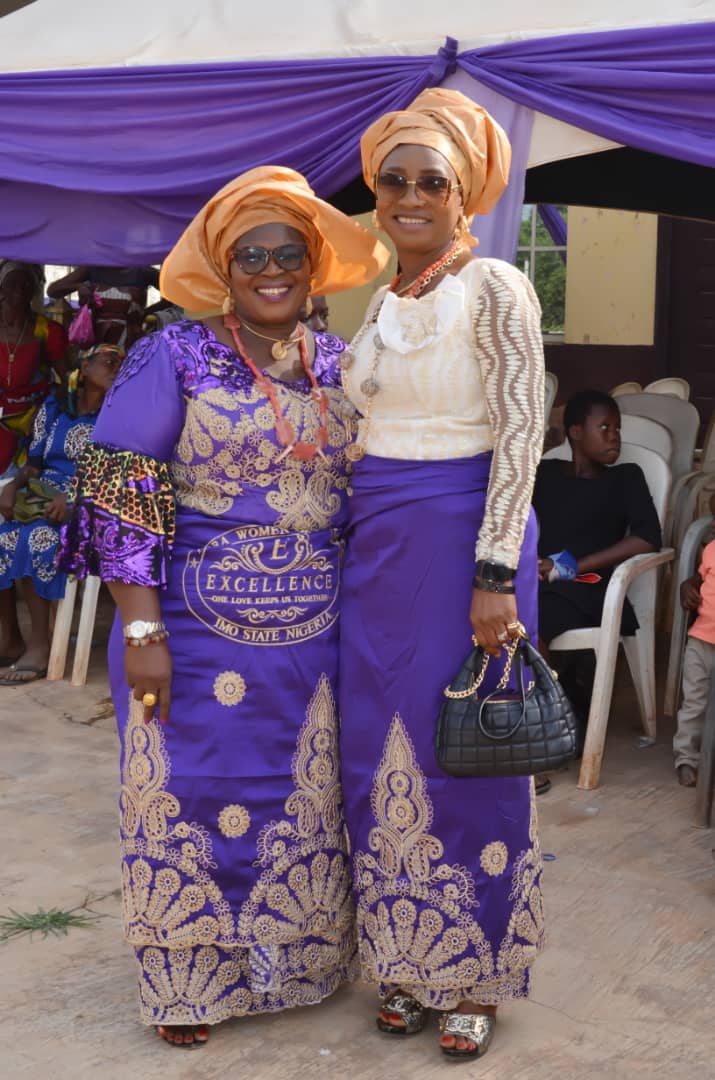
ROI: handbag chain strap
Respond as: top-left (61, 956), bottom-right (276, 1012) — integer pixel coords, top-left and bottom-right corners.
top-left (444, 636), bottom-right (520, 700)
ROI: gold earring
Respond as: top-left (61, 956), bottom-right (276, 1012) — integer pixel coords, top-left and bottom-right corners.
top-left (371, 209), bottom-right (381, 231)
top-left (457, 214), bottom-right (472, 243)
top-left (222, 289), bottom-right (234, 315)
top-left (303, 296), bottom-right (313, 317)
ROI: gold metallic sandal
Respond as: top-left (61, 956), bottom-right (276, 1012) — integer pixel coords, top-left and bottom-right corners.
top-left (438, 1012), bottom-right (496, 1059)
top-left (376, 990), bottom-right (429, 1035)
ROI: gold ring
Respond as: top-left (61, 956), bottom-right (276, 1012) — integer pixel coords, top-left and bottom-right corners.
top-left (507, 620), bottom-right (526, 636)
top-left (497, 630), bottom-right (509, 643)
top-left (471, 634), bottom-right (480, 647)
top-left (142, 692), bottom-right (157, 708)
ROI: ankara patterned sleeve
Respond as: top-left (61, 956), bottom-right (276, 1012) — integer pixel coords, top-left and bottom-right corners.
top-left (58, 330), bottom-right (186, 586)
top-left (472, 261), bottom-right (545, 569)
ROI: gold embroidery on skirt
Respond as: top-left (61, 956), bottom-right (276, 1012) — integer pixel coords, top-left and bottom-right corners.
top-left (218, 804), bottom-right (251, 838)
top-left (480, 841), bottom-right (509, 877)
top-left (235, 675), bottom-right (354, 951)
top-left (213, 670), bottom-right (247, 706)
top-left (138, 944), bottom-right (250, 1023)
top-left (121, 676), bottom-right (356, 1022)
top-left (353, 715), bottom-right (544, 1008)
top-left (136, 938), bottom-right (353, 1026)
top-left (120, 701), bottom-right (232, 948)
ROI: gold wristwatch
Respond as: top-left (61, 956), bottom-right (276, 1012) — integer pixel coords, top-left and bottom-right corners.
top-left (123, 619), bottom-right (167, 644)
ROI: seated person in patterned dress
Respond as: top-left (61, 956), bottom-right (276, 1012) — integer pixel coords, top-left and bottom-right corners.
top-left (0, 344), bottom-right (123, 683)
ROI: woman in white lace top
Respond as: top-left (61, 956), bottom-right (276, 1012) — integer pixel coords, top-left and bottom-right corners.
top-left (338, 88), bottom-right (546, 1062)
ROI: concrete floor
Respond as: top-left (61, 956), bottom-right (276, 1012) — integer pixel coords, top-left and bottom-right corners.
top-left (2, 606), bottom-right (714, 1080)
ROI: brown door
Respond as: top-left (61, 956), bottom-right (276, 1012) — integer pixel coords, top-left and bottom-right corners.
top-left (663, 218), bottom-right (715, 435)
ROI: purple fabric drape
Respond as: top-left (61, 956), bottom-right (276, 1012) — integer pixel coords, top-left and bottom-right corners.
top-left (0, 42), bottom-right (459, 263)
top-left (458, 22), bottom-right (715, 168)
top-left (537, 204), bottom-right (567, 263)
top-left (0, 23), bottom-right (712, 263)
top-left (442, 70), bottom-right (533, 263)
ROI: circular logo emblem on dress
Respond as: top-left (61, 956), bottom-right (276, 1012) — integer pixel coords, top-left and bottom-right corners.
top-left (183, 525), bottom-right (340, 646)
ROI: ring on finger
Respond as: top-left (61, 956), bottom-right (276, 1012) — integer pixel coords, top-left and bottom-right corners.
top-left (142, 692), bottom-right (157, 708)
top-left (497, 630), bottom-right (509, 643)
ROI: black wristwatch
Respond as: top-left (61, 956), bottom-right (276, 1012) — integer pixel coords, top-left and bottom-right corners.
top-left (474, 559), bottom-right (517, 584)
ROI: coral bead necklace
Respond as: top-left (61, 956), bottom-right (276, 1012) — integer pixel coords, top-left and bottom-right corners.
top-left (224, 314), bottom-right (329, 463)
top-left (391, 239), bottom-right (466, 298)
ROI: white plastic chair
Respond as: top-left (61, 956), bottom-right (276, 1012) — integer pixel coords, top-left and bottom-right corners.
top-left (543, 442), bottom-right (674, 789)
top-left (47, 575), bottom-right (101, 686)
top-left (616, 393), bottom-right (699, 544)
top-left (668, 410), bottom-right (715, 550)
top-left (610, 381), bottom-right (642, 397)
top-left (644, 377), bottom-right (691, 401)
top-left (620, 414), bottom-right (673, 466)
top-left (544, 371), bottom-right (558, 426)
top-left (663, 515), bottom-right (714, 719)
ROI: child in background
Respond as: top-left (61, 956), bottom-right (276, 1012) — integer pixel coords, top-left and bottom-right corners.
top-left (674, 494), bottom-right (715, 786)
top-left (533, 391), bottom-right (661, 723)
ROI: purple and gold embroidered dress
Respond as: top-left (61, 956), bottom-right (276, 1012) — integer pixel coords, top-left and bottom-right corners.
top-left (340, 259), bottom-right (547, 1008)
top-left (59, 321), bottom-right (356, 1025)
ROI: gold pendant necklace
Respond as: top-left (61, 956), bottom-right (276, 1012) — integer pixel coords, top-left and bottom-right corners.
top-left (239, 317), bottom-right (303, 361)
top-left (3, 315), bottom-right (30, 386)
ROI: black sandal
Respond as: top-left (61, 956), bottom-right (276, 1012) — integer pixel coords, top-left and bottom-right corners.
top-left (376, 990), bottom-right (429, 1035)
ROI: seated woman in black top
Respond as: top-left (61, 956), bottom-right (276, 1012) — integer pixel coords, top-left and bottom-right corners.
top-left (532, 390), bottom-right (662, 740)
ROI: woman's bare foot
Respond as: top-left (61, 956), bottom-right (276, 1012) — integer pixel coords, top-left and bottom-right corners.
top-left (677, 763), bottom-right (698, 787)
top-left (157, 1024), bottom-right (209, 1047)
top-left (439, 1000), bottom-right (496, 1053)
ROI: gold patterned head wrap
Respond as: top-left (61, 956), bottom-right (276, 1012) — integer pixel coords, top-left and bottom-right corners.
top-left (360, 87), bottom-right (511, 217)
top-left (160, 166), bottom-right (389, 313)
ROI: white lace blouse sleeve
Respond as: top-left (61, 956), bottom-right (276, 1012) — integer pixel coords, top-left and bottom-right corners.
top-left (471, 261), bottom-right (545, 569)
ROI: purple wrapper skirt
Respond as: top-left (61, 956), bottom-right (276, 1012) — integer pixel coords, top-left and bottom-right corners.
top-left (339, 453), bottom-right (545, 1009)
top-left (109, 513), bottom-right (356, 1025)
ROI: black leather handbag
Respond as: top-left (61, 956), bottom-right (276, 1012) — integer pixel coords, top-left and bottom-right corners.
top-left (435, 633), bottom-right (578, 778)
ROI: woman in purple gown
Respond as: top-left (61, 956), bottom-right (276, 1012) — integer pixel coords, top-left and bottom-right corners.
top-left (59, 167), bottom-right (387, 1048)
top-left (339, 90), bottom-right (546, 1061)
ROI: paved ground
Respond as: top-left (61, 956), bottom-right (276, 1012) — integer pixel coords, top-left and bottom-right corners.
top-left (2, 605), bottom-right (713, 1080)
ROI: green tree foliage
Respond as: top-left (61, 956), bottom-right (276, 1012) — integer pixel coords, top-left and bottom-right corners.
top-left (517, 206), bottom-right (567, 333)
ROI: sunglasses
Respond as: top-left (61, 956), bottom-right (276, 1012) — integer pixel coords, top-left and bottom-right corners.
top-left (375, 171), bottom-right (461, 205)
top-left (232, 243), bottom-right (309, 275)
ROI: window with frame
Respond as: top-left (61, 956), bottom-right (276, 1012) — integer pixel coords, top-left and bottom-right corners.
top-left (516, 204), bottom-right (567, 337)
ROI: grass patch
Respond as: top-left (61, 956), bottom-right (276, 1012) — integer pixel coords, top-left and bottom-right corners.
top-left (0, 906), bottom-right (99, 942)
top-left (0, 892), bottom-right (116, 943)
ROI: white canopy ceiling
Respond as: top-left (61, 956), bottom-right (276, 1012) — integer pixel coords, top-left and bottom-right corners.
top-left (1, 0), bottom-right (713, 70)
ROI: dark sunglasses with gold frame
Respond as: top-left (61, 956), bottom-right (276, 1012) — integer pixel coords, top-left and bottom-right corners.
top-left (232, 243), bottom-right (309, 275)
top-left (374, 171), bottom-right (462, 206)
